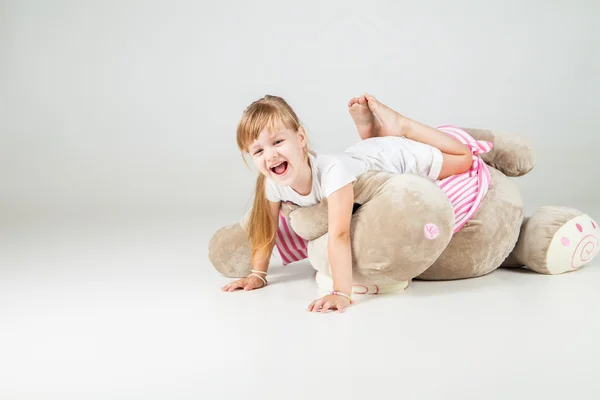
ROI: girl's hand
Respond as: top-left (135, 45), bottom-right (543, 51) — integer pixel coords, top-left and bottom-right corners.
top-left (308, 293), bottom-right (352, 313)
top-left (221, 275), bottom-right (266, 292)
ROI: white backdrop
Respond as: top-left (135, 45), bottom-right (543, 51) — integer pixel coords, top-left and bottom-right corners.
top-left (2, 2), bottom-right (600, 399)
top-left (2, 0), bottom-right (599, 224)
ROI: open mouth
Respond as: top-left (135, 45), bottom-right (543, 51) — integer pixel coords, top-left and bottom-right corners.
top-left (270, 161), bottom-right (288, 176)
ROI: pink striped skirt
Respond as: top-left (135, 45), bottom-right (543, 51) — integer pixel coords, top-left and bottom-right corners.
top-left (274, 126), bottom-right (493, 265)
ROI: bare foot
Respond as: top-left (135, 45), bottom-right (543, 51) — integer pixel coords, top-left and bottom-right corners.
top-left (348, 95), bottom-right (381, 140)
top-left (364, 93), bottom-right (409, 137)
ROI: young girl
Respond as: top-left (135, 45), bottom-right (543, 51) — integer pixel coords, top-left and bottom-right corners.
top-left (222, 93), bottom-right (489, 313)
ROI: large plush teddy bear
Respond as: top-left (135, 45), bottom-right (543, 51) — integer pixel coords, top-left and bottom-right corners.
top-left (209, 128), bottom-right (599, 294)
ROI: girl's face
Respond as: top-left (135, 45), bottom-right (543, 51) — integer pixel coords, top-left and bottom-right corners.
top-left (248, 121), bottom-right (308, 187)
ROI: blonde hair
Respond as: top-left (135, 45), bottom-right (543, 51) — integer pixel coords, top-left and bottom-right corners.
top-left (236, 95), bottom-right (308, 261)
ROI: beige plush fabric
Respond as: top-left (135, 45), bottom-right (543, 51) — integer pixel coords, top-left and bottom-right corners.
top-left (417, 167), bottom-right (524, 280)
top-left (501, 206), bottom-right (583, 274)
top-left (307, 172), bottom-right (454, 284)
top-left (286, 198), bottom-right (329, 242)
top-left (208, 223), bottom-right (252, 278)
top-left (288, 170), bottom-right (393, 241)
top-left (462, 127), bottom-right (536, 177)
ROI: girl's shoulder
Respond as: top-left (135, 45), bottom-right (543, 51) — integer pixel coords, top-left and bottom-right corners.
top-left (311, 152), bottom-right (343, 171)
top-left (310, 153), bottom-right (358, 198)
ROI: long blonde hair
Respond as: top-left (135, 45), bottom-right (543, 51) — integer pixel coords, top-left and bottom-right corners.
top-left (236, 95), bottom-right (307, 261)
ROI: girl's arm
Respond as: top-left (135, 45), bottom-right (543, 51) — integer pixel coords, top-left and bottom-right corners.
top-left (325, 183), bottom-right (355, 295)
top-left (403, 118), bottom-right (473, 179)
top-left (222, 200), bottom-right (280, 292)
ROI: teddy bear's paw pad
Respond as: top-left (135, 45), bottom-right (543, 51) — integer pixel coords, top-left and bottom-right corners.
top-left (546, 214), bottom-right (599, 274)
top-left (315, 271), bottom-right (409, 295)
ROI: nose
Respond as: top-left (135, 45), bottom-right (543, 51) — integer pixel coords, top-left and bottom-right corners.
top-left (266, 148), bottom-right (278, 160)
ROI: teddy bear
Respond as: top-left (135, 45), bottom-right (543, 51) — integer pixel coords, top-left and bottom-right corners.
top-left (208, 127), bottom-right (599, 294)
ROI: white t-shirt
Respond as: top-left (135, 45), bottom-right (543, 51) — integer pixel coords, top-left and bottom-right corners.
top-left (265, 136), bottom-right (443, 207)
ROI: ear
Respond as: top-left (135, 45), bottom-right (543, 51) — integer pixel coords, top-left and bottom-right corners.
top-left (297, 126), bottom-right (308, 148)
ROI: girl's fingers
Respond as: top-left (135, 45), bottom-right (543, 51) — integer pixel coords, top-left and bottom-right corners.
top-left (223, 277), bottom-right (268, 293)
top-left (224, 277), bottom-right (270, 292)
top-left (309, 297), bottom-right (352, 313)
top-left (311, 300), bottom-right (323, 313)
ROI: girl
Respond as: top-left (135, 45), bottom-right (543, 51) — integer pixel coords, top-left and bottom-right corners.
top-left (222, 93), bottom-right (487, 313)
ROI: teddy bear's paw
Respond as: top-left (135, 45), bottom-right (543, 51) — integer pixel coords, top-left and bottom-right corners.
top-left (546, 214), bottom-right (599, 274)
top-left (314, 271), bottom-right (410, 295)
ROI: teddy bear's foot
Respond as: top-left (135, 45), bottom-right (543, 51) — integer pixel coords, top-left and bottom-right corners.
top-left (315, 271), bottom-right (410, 295)
top-left (502, 206), bottom-right (599, 274)
top-left (544, 213), bottom-right (599, 273)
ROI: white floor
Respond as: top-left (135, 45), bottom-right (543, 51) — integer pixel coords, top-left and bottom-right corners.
top-left (1, 216), bottom-right (599, 400)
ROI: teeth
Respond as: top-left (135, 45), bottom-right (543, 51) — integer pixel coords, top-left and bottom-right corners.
top-left (270, 161), bottom-right (284, 169)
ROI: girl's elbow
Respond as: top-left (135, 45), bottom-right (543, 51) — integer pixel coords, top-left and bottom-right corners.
top-left (330, 231), bottom-right (351, 241)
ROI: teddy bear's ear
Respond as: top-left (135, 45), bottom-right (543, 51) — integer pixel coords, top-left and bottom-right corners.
top-left (461, 128), bottom-right (536, 177)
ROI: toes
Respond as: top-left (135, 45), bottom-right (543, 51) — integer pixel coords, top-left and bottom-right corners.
top-left (366, 96), bottom-right (379, 110)
top-left (364, 93), bottom-right (378, 104)
top-left (358, 96), bottom-right (367, 106)
top-left (366, 96), bottom-right (381, 108)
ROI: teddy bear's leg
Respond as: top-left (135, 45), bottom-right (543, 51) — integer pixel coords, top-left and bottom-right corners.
top-left (314, 270), bottom-right (410, 296)
top-left (309, 234), bottom-right (411, 295)
top-left (501, 206), bottom-right (599, 274)
top-left (460, 127), bottom-right (536, 177)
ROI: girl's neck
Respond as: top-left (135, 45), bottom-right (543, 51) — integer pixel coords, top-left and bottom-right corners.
top-left (290, 156), bottom-right (312, 196)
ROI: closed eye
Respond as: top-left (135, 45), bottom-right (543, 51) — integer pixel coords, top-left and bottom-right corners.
top-left (253, 149), bottom-right (263, 155)
top-left (274, 139), bottom-right (283, 145)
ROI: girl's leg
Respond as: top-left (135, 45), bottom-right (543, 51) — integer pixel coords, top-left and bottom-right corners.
top-left (348, 95), bottom-right (381, 140)
top-left (364, 94), bottom-right (473, 179)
